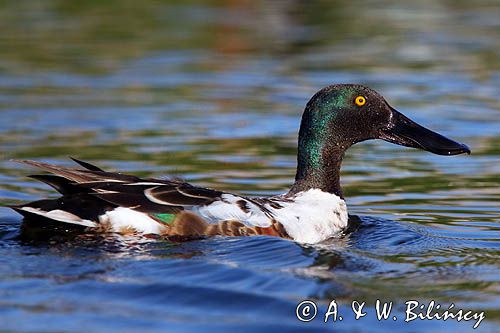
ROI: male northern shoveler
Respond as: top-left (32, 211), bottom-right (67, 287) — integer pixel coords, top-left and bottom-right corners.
top-left (9, 84), bottom-right (470, 243)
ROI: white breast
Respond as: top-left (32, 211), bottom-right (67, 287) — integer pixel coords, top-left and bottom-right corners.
top-left (266, 189), bottom-right (348, 243)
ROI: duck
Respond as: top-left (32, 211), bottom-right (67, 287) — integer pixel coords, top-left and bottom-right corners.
top-left (8, 84), bottom-right (471, 243)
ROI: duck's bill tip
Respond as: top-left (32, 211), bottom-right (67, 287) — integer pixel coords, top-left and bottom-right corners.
top-left (442, 143), bottom-right (471, 156)
top-left (429, 145), bottom-right (471, 156)
top-left (381, 109), bottom-right (471, 156)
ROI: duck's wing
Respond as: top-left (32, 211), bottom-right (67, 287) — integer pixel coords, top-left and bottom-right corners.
top-left (81, 180), bottom-right (224, 214)
top-left (14, 159), bottom-right (144, 184)
top-left (14, 159), bottom-right (223, 214)
top-left (11, 160), bottom-right (289, 238)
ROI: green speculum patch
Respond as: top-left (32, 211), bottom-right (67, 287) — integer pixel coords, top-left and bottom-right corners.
top-left (151, 213), bottom-right (176, 225)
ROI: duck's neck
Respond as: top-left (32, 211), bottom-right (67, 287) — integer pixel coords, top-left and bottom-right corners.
top-left (288, 114), bottom-right (346, 198)
top-left (289, 146), bottom-right (345, 198)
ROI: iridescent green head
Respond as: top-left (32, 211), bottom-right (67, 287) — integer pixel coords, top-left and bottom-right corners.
top-left (292, 84), bottom-right (470, 196)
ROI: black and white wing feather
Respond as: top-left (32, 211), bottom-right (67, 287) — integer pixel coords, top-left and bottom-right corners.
top-left (14, 159), bottom-right (224, 214)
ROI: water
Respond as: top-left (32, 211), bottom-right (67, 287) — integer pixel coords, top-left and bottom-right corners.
top-left (0, 1), bottom-right (499, 332)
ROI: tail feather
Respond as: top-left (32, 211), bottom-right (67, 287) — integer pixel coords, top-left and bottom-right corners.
top-left (28, 174), bottom-right (79, 195)
top-left (10, 205), bottom-right (97, 228)
top-left (13, 159), bottom-right (97, 183)
top-left (12, 159), bottom-right (139, 184)
top-left (70, 157), bottom-right (104, 172)
top-left (10, 192), bottom-right (115, 228)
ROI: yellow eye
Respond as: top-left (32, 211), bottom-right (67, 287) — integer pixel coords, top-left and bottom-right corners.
top-left (355, 96), bottom-right (366, 106)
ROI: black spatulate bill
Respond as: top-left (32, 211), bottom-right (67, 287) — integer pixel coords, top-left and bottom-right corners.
top-left (381, 108), bottom-right (470, 156)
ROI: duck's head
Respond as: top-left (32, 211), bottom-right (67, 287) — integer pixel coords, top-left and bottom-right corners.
top-left (292, 84), bottom-right (470, 196)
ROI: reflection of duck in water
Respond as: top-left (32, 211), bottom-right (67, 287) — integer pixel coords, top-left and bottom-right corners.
top-left (9, 84), bottom-right (470, 243)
